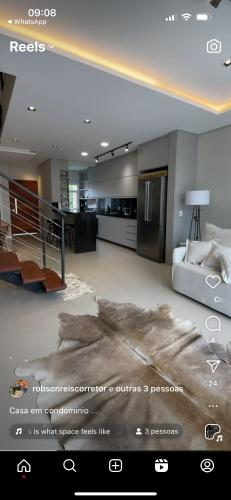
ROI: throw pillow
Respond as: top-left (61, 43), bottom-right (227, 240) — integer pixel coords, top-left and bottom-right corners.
top-left (201, 246), bottom-right (221, 271)
top-left (214, 243), bottom-right (231, 284)
top-left (184, 239), bottom-right (214, 265)
top-left (205, 222), bottom-right (231, 247)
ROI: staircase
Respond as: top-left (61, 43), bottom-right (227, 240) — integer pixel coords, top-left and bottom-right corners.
top-left (0, 251), bottom-right (65, 292)
top-left (0, 170), bottom-right (66, 294)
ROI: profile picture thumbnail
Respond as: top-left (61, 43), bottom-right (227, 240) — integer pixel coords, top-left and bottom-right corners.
top-left (9, 379), bottom-right (29, 399)
top-left (15, 379), bottom-right (29, 393)
top-left (9, 384), bottom-right (23, 399)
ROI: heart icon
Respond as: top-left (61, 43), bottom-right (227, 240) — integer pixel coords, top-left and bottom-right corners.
top-left (205, 275), bottom-right (221, 289)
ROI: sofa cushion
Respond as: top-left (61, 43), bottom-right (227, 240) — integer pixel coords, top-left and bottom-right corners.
top-left (184, 239), bottom-right (213, 265)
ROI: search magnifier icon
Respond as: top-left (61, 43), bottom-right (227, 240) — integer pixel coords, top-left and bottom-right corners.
top-left (63, 459), bottom-right (76, 472)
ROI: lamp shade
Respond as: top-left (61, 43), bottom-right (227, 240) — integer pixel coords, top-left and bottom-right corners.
top-left (185, 190), bottom-right (210, 206)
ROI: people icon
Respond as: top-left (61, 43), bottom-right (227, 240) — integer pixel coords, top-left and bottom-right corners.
top-left (136, 427), bottom-right (143, 436)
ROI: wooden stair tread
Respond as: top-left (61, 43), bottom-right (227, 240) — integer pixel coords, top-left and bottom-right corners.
top-left (0, 251), bottom-right (21, 273)
top-left (19, 261), bottom-right (47, 284)
top-left (42, 268), bottom-right (66, 293)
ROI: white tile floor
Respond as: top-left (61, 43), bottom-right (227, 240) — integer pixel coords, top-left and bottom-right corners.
top-left (1, 239), bottom-right (230, 450)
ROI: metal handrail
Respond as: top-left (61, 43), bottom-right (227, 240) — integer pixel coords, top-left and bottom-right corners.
top-left (0, 171), bottom-right (66, 285)
top-left (7, 220), bottom-right (61, 252)
top-left (0, 182), bottom-right (62, 227)
top-left (0, 170), bottom-right (66, 216)
top-left (1, 196), bottom-right (61, 239)
top-left (11, 236), bottom-right (60, 265)
top-left (0, 200), bottom-right (61, 245)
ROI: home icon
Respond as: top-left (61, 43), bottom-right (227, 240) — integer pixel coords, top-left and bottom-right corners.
top-left (17, 459), bottom-right (31, 473)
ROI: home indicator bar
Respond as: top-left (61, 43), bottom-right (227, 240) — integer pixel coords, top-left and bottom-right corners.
top-left (74, 493), bottom-right (157, 497)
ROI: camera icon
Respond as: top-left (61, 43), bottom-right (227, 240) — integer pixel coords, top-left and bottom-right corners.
top-left (207, 39), bottom-right (222, 54)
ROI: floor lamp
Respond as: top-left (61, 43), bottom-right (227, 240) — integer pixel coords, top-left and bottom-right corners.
top-left (185, 190), bottom-right (210, 241)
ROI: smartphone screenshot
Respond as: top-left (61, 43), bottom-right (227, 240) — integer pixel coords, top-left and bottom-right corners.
top-left (0, 0), bottom-right (230, 497)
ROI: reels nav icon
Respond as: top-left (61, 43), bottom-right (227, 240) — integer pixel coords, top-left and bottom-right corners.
top-left (155, 459), bottom-right (168, 472)
top-left (206, 360), bottom-right (221, 373)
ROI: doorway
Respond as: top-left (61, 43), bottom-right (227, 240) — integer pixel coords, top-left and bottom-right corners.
top-left (9, 180), bottom-right (39, 235)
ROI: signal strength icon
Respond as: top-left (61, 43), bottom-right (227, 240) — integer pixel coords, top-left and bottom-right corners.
top-left (181, 13), bottom-right (192, 21)
top-left (165, 14), bottom-right (177, 22)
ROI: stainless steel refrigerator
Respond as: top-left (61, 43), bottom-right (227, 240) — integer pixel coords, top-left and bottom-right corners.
top-left (137, 170), bottom-right (167, 262)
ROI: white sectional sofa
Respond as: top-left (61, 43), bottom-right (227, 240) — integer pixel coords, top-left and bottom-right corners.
top-left (172, 245), bottom-right (231, 317)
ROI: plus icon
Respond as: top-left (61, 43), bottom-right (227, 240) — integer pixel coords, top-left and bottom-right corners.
top-left (109, 459), bottom-right (123, 472)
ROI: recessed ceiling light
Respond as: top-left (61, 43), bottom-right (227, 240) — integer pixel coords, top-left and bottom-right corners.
top-left (12, 138), bottom-right (19, 143)
top-left (81, 151), bottom-right (88, 157)
top-left (52, 144), bottom-right (58, 149)
top-left (83, 119), bottom-right (92, 124)
top-left (224, 59), bottom-right (231, 67)
top-left (95, 157), bottom-right (99, 163)
top-left (101, 142), bottom-right (109, 147)
top-left (27, 106), bottom-right (36, 111)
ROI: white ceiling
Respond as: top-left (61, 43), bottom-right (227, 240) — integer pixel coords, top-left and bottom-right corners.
top-left (0, 0), bottom-right (231, 167)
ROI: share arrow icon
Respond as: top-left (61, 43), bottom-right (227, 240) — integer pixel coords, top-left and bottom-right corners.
top-left (206, 360), bottom-right (221, 373)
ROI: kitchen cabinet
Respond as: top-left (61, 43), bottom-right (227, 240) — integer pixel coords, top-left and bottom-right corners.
top-left (97, 215), bottom-right (137, 249)
top-left (88, 151), bottom-right (138, 198)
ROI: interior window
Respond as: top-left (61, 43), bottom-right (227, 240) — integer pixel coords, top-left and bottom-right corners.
top-left (69, 184), bottom-right (78, 211)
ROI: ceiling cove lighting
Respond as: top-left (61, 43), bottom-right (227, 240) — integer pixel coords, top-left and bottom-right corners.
top-left (81, 151), bottom-right (88, 157)
top-left (83, 119), bottom-right (92, 124)
top-left (2, 20), bottom-right (231, 113)
top-left (94, 142), bottom-right (132, 163)
top-left (100, 141), bottom-right (109, 147)
top-left (0, 146), bottom-right (36, 155)
top-left (224, 59), bottom-right (231, 67)
top-left (27, 105), bottom-right (36, 111)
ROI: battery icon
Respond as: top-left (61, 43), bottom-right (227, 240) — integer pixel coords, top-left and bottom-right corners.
top-left (196, 13), bottom-right (209, 21)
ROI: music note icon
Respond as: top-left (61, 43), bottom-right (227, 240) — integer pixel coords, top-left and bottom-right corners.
top-left (216, 434), bottom-right (223, 442)
top-left (15, 428), bottom-right (22, 436)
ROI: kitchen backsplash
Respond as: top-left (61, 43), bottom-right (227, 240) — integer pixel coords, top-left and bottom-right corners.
top-left (97, 198), bottom-right (137, 218)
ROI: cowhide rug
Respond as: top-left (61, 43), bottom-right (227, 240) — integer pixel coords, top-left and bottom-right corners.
top-left (16, 299), bottom-right (231, 450)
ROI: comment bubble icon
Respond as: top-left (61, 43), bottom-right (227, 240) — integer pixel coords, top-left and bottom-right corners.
top-left (205, 315), bottom-right (221, 332)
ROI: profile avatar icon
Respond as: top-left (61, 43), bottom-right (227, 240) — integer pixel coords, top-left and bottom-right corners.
top-left (200, 459), bottom-right (215, 473)
top-left (9, 384), bottom-right (24, 399)
top-left (9, 379), bottom-right (29, 399)
top-left (16, 379), bottom-right (29, 393)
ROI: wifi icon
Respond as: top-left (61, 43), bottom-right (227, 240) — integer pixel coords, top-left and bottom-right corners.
top-left (181, 13), bottom-right (192, 21)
